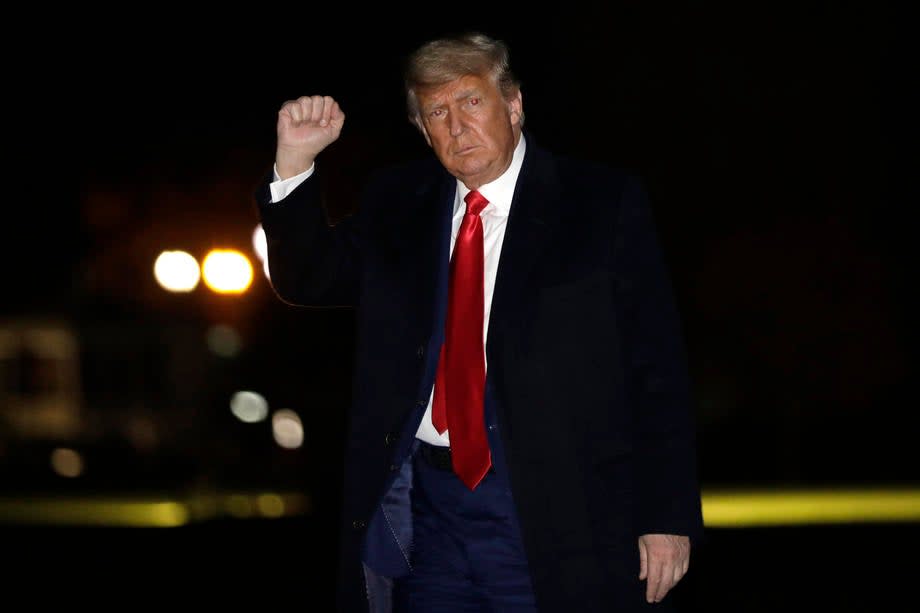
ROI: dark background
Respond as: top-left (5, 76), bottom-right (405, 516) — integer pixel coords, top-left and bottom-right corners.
top-left (3, 3), bottom-right (916, 611)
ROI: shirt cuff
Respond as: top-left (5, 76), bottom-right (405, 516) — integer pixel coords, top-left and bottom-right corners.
top-left (269, 163), bottom-right (315, 203)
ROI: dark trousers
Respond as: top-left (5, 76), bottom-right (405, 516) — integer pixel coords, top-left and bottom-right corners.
top-left (394, 442), bottom-right (538, 612)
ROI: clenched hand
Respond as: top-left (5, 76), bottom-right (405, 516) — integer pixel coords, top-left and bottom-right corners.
top-left (275, 95), bottom-right (345, 180)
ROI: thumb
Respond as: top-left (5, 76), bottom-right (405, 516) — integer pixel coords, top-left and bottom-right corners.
top-left (638, 538), bottom-right (648, 580)
top-left (328, 102), bottom-right (346, 130)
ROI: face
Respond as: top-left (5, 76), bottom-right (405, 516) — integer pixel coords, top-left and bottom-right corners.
top-left (416, 74), bottom-right (523, 190)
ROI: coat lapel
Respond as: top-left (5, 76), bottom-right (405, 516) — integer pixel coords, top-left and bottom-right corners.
top-left (488, 140), bottom-right (561, 346)
top-left (486, 139), bottom-right (562, 418)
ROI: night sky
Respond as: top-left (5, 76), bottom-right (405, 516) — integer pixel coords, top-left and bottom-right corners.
top-left (7, 3), bottom-right (915, 491)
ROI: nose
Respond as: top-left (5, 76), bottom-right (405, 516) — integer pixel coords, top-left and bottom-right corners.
top-left (448, 112), bottom-right (464, 137)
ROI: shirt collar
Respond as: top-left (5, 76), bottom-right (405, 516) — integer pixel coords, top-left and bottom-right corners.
top-left (455, 134), bottom-right (526, 218)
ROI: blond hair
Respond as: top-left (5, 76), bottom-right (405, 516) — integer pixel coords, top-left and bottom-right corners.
top-left (404, 32), bottom-right (524, 130)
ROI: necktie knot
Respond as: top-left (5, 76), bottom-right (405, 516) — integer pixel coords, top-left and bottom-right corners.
top-left (464, 190), bottom-right (489, 217)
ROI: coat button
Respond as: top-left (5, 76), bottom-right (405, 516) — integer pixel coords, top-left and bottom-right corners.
top-left (385, 432), bottom-right (395, 446)
top-left (416, 399), bottom-right (427, 408)
top-left (417, 345), bottom-right (425, 358)
top-left (352, 519), bottom-right (366, 530)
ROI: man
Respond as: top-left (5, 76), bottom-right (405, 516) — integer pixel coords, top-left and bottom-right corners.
top-left (255, 31), bottom-right (704, 612)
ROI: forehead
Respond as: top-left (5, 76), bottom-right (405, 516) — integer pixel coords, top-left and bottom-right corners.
top-left (418, 74), bottom-right (496, 108)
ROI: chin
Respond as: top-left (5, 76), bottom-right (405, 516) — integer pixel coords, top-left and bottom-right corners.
top-left (458, 157), bottom-right (490, 174)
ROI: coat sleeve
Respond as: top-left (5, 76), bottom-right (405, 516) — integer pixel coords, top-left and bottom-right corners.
top-left (254, 170), bottom-right (362, 308)
top-left (611, 175), bottom-right (705, 543)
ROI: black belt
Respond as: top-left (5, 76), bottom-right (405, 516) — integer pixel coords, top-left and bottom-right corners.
top-left (416, 441), bottom-right (494, 473)
top-left (417, 441), bottom-right (454, 471)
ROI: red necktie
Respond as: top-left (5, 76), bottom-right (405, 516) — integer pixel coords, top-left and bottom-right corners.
top-left (432, 190), bottom-right (491, 490)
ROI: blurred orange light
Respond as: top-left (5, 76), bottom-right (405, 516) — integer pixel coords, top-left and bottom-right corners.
top-left (201, 249), bottom-right (253, 294)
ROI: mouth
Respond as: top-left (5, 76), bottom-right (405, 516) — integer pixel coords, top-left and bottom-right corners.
top-left (453, 144), bottom-right (479, 156)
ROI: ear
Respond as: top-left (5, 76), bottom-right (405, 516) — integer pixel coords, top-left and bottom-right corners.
top-left (508, 89), bottom-right (523, 126)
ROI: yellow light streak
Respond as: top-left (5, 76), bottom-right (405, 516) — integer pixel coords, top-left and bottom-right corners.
top-left (702, 487), bottom-right (920, 527)
top-left (0, 500), bottom-right (189, 527)
top-left (0, 492), bottom-right (312, 528)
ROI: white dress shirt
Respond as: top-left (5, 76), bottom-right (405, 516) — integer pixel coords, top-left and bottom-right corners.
top-left (269, 135), bottom-right (528, 446)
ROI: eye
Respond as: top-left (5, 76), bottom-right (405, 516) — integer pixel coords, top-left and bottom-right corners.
top-left (469, 97), bottom-right (481, 106)
top-left (429, 108), bottom-right (445, 119)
